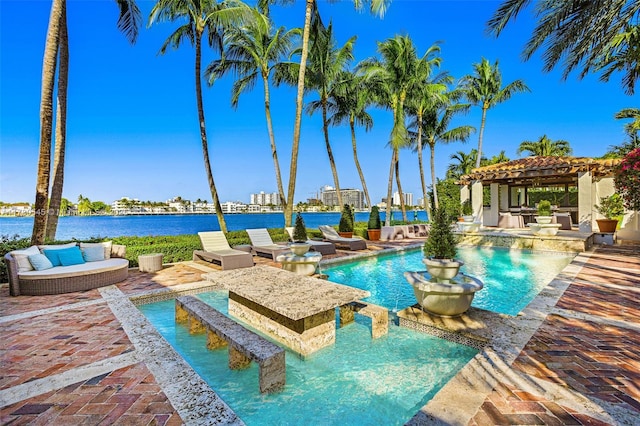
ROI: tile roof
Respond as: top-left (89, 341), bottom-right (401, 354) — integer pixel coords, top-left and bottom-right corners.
top-left (459, 156), bottom-right (621, 184)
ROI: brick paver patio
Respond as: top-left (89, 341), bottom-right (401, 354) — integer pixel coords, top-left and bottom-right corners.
top-left (2, 241), bottom-right (639, 425)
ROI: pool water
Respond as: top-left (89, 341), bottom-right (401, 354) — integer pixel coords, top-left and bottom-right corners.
top-left (323, 246), bottom-right (575, 316)
top-left (140, 292), bottom-right (477, 425)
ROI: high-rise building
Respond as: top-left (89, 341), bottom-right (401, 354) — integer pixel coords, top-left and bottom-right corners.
top-left (320, 187), bottom-right (365, 209)
top-left (393, 191), bottom-right (413, 207)
top-left (250, 191), bottom-right (281, 206)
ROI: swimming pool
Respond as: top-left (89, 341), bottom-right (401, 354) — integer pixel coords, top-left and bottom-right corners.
top-left (138, 246), bottom-right (574, 424)
top-left (140, 292), bottom-right (477, 425)
top-left (323, 246), bottom-right (575, 316)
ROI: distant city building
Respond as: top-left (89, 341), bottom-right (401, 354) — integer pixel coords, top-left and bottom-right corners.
top-left (320, 186), bottom-right (365, 209)
top-left (250, 191), bottom-right (281, 206)
top-left (220, 201), bottom-right (246, 214)
top-left (393, 191), bottom-right (413, 207)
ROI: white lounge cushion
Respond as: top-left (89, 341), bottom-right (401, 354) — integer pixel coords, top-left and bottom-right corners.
top-left (80, 241), bottom-right (113, 259)
top-left (38, 242), bottom-right (77, 252)
top-left (10, 246), bottom-right (41, 272)
top-left (18, 258), bottom-right (129, 280)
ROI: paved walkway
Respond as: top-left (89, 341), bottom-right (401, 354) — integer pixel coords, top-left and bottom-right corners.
top-left (1, 242), bottom-right (638, 425)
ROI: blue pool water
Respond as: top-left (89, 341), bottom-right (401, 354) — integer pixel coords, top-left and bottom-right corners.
top-left (139, 247), bottom-right (574, 424)
top-left (323, 246), bottom-right (575, 316)
top-left (140, 292), bottom-right (477, 425)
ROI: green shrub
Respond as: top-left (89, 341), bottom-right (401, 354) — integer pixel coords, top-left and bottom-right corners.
top-left (292, 213), bottom-right (308, 242)
top-left (423, 208), bottom-right (458, 259)
top-left (367, 206), bottom-right (381, 229)
top-left (537, 200), bottom-right (552, 216)
top-left (338, 204), bottom-right (354, 233)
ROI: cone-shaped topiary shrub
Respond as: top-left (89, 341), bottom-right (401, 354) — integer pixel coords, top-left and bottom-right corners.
top-left (423, 207), bottom-right (457, 259)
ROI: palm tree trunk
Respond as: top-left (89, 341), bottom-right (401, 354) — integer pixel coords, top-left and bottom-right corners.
top-left (476, 103), bottom-right (488, 168)
top-left (46, 0), bottom-right (68, 241)
top-left (322, 98), bottom-right (342, 207)
top-left (195, 32), bottom-right (227, 232)
top-left (416, 114), bottom-right (430, 218)
top-left (385, 148), bottom-right (395, 226)
top-left (430, 142), bottom-right (438, 210)
top-left (285, 0), bottom-right (314, 227)
top-left (394, 152), bottom-right (408, 222)
top-left (32, 0), bottom-right (63, 245)
top-left (350, 117), bottom-right (371, 208)
top-left (262, 73), bottom-right (286, 213)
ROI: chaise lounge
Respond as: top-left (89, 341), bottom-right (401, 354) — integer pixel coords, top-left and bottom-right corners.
top-left (318, 225), bottom-right (367, 251)
top-left (246, 228), bottom-right (291, 260)
top-left (284, 227), bottom-right (336, 255)
top-left (193, 231), bottom-right (254, 270)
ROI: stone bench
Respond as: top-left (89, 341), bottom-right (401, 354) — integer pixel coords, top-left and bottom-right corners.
top-left (339, 301), bottom-right (388, 339)
top-left (175, 296), bottom-right (285, 393)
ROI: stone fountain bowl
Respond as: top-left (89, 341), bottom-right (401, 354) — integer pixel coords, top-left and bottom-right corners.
top-left (403, 271), bottom-right (483, 317)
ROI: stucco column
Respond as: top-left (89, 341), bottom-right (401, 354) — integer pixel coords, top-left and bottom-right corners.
top-left (578, 171), bottom-right (593, 233)
top-left (471, 180), bottom-right (483, 225)
top-left (499, 184), bottom-right (509, 211)
top-left (487, 183), bottom-right (500, 227)
top-left (460, 185), bottom-right (470, 205)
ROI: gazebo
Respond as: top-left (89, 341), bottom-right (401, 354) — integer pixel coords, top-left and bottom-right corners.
top-left (458, 156), bottom-right (630, 235)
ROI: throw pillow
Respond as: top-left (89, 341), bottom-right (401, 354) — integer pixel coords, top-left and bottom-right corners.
top-left (57, 246), bottom-right (86, 266)
top-left (10, 246), bottom-right (41, 272)
top-left (82, 246), bottom-right (105, 262)
top-left (38, 242), bottom-right (77, 252)
top-left (79, 241), bottom-right (112, 259)
top-left (42, 249), bottom-right (63, 267)
top-left (28, 253), bottom-right (54, 271)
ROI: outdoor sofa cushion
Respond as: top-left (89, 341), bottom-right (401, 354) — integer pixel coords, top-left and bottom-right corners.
top-left (18, 258), bottom-right (129, 280)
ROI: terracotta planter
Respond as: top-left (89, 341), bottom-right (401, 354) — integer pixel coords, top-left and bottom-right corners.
top-left (367, 229), bottom-right (381, 241)
top-left (338, 231), bottom-right (353, 238)
top-left (596, 219), bottom-right (618, 233)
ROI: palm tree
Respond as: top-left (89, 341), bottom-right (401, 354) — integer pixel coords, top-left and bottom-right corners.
top-left (328, 70), bottom-right (373, 208)
top-left (410, 94), bottom-right (475, 211)
top-left (516, 135), bottom-right (572, 157)
top-left (45, 0), bottom-right (69, 241)
top-left (305, 21), bottom-right (356, 208)
top-left (447, 149), bottom-right (482, 180)
top-left (32, 0), bottom-right (141, 245)
top-left (487, 1), bottom-right (640, 95)
top-left (149, 0), bottom-right (251, 233)
top-left (615, 107), bottom-right (640, 141)
top-left (205, 9), bottom-right (299, 218)
top-left (486, 150), bottom-right (509, 165)
top-left (259, 0), bottom-right (389, 226)
top-left (359, 35), bottom-right (434, 225)
top-left (460, 57), bottom-right (530, 168)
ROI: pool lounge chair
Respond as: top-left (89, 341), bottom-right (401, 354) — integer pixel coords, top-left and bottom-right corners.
top-left (193, 231), bottom-right (254, 270)
top-left (285, 227), bottom-right (337, 255)
top-left (318, 225), bottom-right (367, 251)
top-left (246, 228), bottom-right (292, 260)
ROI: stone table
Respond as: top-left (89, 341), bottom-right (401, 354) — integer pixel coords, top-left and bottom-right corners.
top-left (138, 253), bottom-right (163, 273)
top-left (203, 266), bottom-right (369, 356)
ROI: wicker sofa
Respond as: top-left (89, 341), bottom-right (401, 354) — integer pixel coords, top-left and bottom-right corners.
top-left (4, 242), bottom-right (129, 296)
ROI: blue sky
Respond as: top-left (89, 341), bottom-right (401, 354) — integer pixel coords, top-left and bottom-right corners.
top-left (0, 0), bottom-right (633, 206)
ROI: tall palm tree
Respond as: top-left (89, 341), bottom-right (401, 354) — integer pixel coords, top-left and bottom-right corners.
top-left (45, 1), bottom-right (69, 241)
top-left (328, 70), bottom-right (373, 208)
top-left (205, 9), bottom-right (299, 216)
top-left (486, 150), bottom-right (509, 165)
top-left (447, 149), bottom-right (481, 180)
top-left (149, 0), bottom-right (251, 233)
top-left (33, 0), bottom-right (141, 245)
top-left (487, 0), bottom-right (640, 95)
top-left (259, 0), bottom-right (389, 226)
top-left (359, 35), bottom-right (434, 225)
top-left (305, 21), bottom-right (356, 208)
top-left (516, 135), bottom-right (572, 157)
top-left (405, 58), bottom-right (451, 216)
top-left (460, 58), bottom-right (529, 169)
top-left (410, 95), bottom-right (475, 211)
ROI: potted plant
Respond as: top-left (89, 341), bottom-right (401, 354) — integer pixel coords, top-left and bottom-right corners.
top-left (594, 193), bottom-right (624, 233)
top-left (338, 204), bottom-right (354, 238)
top-left (367, 206), bottom-right (382, 241)
top-left (461, 200), bottom-right (474, 222)
top-left (535, 200), bottom-right (553, 224)
top-left (290, 213), bottom-right (311, 255)
top-left (422, 207), bottom-right (463, 282)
